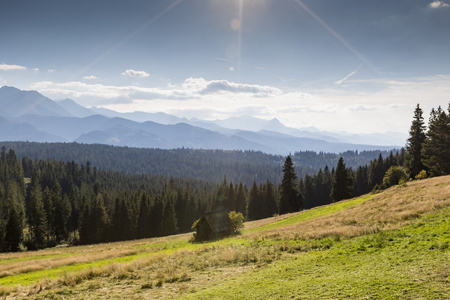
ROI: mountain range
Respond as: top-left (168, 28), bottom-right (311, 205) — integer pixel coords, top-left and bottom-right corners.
top-left (0, 86), bottom-right (405, 155)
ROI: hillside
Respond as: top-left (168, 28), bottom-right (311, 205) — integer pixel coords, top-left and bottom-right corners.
top-left (1, 175), bottom-right (449, 299)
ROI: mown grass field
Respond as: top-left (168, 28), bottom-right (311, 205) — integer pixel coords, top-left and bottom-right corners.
top-left (1, 175), bottom-right (449, 299)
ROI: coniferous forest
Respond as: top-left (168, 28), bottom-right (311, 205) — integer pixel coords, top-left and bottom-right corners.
top-left (0, 103), bottom-right (449, 252)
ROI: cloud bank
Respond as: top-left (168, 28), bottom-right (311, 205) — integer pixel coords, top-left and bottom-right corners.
top-left (30, 75), bottom-right (450, 134)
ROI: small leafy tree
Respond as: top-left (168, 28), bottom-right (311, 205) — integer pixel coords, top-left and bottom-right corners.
top-left (382, 166), bottom-right (408, 188)
top-left (229, 211), bottom-right (244, 234)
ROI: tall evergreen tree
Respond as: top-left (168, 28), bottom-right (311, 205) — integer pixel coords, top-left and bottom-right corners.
top-left (27, 183), bottom-right (48, 249)
top-left (236, 183), bottom-right (247, 216)
top-left (161, 199), bottom-right (178, 236)
top-left (422, 105), bottom-right (450, 176)
top-left (246, 181), bottom-right (260, 220)
top-left (330, 157), bottom-right (353, 202)
top-left (301, 174), bottom-right (315, 209)
top-left (4, 207), bottom-right (22, 252)
top-left (137, 192), bottom-right (152, 238)
top-left (263, 180), bottom-right (278, 218)
top-left (279, 156), bottom-right (302, 214)
top-left (405, 104), bottom-right (427, 178)
top-left (111, 198), bottom-right (133, 241)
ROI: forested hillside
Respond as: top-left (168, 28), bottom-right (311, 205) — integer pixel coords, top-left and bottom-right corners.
top-left (0, 141), bottom-right (396, 185)
top-left (0, 146), bottom-right (403, 252)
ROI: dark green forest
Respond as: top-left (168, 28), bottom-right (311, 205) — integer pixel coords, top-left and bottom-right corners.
top-left (0, 141), bottom-right (396, 185)
top-left (0, 103), bottom-right (448, 252)
top-left (0, 146), bottom-right (403, 252)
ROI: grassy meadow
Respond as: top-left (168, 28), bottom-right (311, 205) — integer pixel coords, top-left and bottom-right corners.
top-left (1, 175), bottom-right (449, 299)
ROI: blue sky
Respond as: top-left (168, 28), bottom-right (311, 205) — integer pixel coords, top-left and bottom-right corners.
top-left (1, 0), bottom-right (450, 134)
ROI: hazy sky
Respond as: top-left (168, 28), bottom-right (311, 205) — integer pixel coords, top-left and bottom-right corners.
top-left (1, 0), bottom-right (450, 134)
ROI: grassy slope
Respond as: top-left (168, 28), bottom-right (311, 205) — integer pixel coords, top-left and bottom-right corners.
top-left (1, 176), bottom-right (449, 299)
top-left (184, 209), bottom-right (450, 299)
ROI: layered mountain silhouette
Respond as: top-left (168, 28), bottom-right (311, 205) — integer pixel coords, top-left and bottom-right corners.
top-left (0, 86), bottom-right (404, 154)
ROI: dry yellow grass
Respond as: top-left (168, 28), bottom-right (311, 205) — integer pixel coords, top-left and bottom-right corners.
top-left (249, 175), bottom-right (450, 241)
top-left (242, 212), bottom-right (298, 230)
top-left (0, 233), bottom-right (191, 279)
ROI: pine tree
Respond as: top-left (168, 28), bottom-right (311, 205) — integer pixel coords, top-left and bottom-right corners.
top-left (405, 104), bottom-right (427, 178)
top-left (301, 174), bottom-right (314, 209)
top-left (53, 193), bottom-right (72, 242)
top-left (236, 183), bottom-right (247, 216)
top-left (90, 194), bottom-right (109, 243)
top-left (227, 183), bottom-right (237, 212)
top-left (279, 156), bottom-right (302, 214)
top-left (27, 183), bottom-right (48, 249)
top-left (330, 157), bottom-right (353, 202)
top-left (4, 207), bottom-right (22, 252)
top-left (111, 198), bottom-right (133, 241)
top-left (263, 180), bottom-right (278, 218)
top-left (137, 193), bottom-right (151, 238)
top-left (161, 199), bottom-right (178, 236)
top-left (246, 182), bottom-right (260, 220)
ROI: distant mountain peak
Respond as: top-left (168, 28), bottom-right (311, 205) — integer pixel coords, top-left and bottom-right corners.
top-left (0, 86), bottom-right (72, 117)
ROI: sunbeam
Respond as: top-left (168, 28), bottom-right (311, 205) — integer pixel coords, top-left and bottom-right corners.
top-left (71, 0), bottom-right (185, 81)
top-left (293, 0), bottom-right (378, 75)
top-left (237, 0), bottom-right (244, 80)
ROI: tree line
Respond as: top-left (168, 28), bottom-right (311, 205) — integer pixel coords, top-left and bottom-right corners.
top-left (0, 141), bottom-right (395, 186)
top-left (405, 103), bottom-right (450, 178)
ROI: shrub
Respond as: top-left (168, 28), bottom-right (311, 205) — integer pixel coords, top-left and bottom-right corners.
top-left (229, 211), bottom-right (244, 234)
top-left (415, 170), bottom-right (428, 180)
top-left (382, 166), bottom-right (408, 188)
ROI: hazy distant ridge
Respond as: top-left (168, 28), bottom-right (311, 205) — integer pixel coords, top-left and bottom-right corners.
top-left (0, 86), bottom-right (403, 154)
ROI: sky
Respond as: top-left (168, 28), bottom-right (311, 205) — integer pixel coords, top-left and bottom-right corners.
top-left (1, 0), bottom-right (450, 134)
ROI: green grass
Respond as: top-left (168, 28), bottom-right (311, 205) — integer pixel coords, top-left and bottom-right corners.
top-left (183, 208), bottom-right (450, 299)
top-left (245, 194), bottom-right (375, 233)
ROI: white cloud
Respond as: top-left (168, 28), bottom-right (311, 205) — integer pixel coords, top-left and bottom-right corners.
top-left (0, 63), bottom-right (27, 71)
top-left (122, 69), bottom-right (150, 78)
top-left (83, 75), bottom-right (98, 80)
top-left (200, 80), bottom-right (282, 95)
top-left (429, 0), bottom-right (450, 8)
top-left (29, 75), bottom-right (450, 134)
top-left (48, 69), bottom-right (55, 73)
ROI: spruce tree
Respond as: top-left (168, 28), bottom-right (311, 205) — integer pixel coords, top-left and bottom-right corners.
top-left (279, 156), bottom-right (302, 214)
top-left (4, 207), bottom-right (22, 252)
top-left (27, 183), bottom-right (48, 249)
top-left (236, 183), bottom-right (247, 216)
top-left (263, 180), bottom-right (278, 218)
top-left (330, 157), bottom-right (353, 202)
top-left (405, 104), bottom-right (426, 178)
top-left (137, 193), bottom-right (151, 238)
top-left (246, 181), bottom-right (260, 220)
top-left (422, 105), bottom-right (450, 176)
